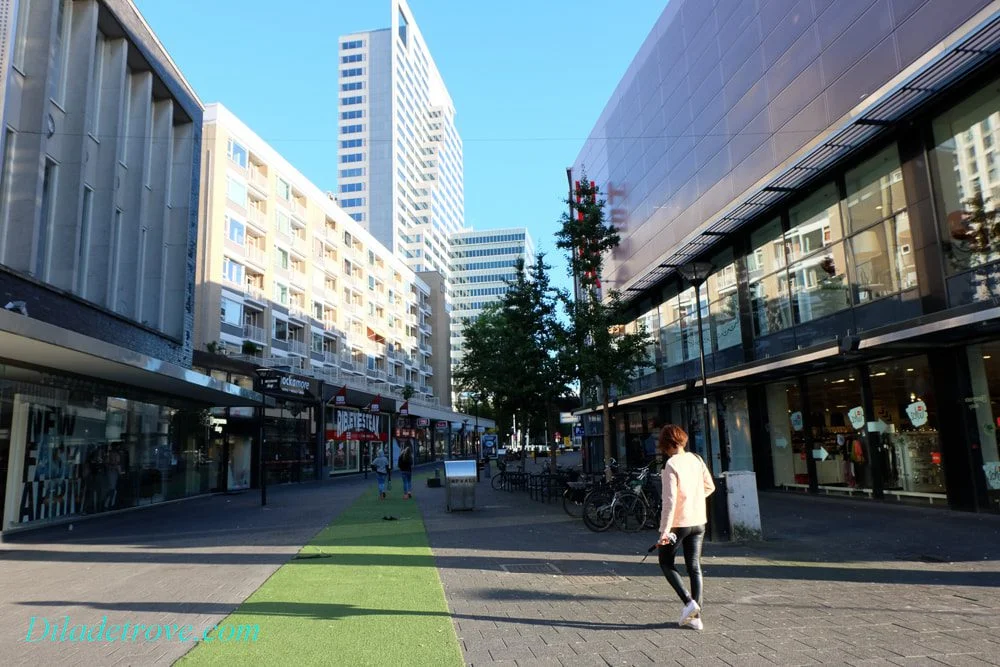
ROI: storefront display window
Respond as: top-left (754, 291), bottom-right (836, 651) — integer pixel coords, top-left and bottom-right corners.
top-left (805, 371), bottom-right (872, 492)
top-left (0, 370), bottom-right (212, 531)
top-left (965, 342), bottom-right (1000, 511)
top-left (868, 356), bottom-right (945, 499)
top-left (766, 381), bottom-right (804, 488)
top-left (719, 389), bottom-right (753, 472)
top-left (930, 76), bottom-right (1000, 302)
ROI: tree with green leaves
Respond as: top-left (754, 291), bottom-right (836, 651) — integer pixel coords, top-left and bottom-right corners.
top-left (557, 175), bottom-right (656, 479)
top-left (453, 255), bottom-right (571, 454)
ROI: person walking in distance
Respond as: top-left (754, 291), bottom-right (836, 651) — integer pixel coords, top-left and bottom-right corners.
top-left (372, 448), bottom-right (390, 500)
top-left (656, 424), bottom-right (715, 631)
top-left (398, 441), bottom-right (414, 499)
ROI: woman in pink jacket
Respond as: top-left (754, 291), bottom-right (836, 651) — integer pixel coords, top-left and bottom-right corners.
top-left (656, 424), bottom-right (715, 631)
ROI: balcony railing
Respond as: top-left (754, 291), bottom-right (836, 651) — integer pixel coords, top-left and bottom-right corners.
top-left (243, 324), bottom-right (266, 343)
top-left (248, 169), bottom-right (268, 193)
top-left (323, 351), bottom-right (339, 364)
top-left (247, 206), bottom-right (266, 228)
top-left (245, 245), bottom-right (266, 266)
top-left (288, 341), bottom-right (308, 357)
top-left (245, 284), bottom-right (266, 302)
top-left (288, 304), bottom-right (307, 320)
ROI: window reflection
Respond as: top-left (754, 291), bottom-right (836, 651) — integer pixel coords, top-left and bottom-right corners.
top-left (786, 184), bottom-right (843, 262)
top-left (931, 78), bottom-right (1000, 281)
top-left (788, 243), bottom-right (850, 323)
top-left (750, 271), bottom-right (791, 337)
top-left (849, 212), bottom-right (916, 303)
top-left (844, 146), bottom-right (906, 233)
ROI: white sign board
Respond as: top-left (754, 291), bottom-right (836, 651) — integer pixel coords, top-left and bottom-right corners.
top-left (848, 406), bottom-right (866, 430)
top-left (790, 412), bottom-right (803, 432)
top-left (906, 400), bottom-right (928, 427)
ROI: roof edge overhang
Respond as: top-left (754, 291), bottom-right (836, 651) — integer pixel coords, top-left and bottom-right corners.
top-left (0, 310), bottom-right (261, 407)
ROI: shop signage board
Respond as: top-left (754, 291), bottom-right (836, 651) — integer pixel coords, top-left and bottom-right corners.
top-left (256, 369), bottom-right (314, 401)
top-left (435, 420), bottom-right (448, 430)
top-left (326, 410), bottom-right (387, 442)
top-left (417, 418), bottom-right (430, 427)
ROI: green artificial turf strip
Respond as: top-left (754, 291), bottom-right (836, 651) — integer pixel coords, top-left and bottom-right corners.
top-left (178, 481), bottom-right (462, 667)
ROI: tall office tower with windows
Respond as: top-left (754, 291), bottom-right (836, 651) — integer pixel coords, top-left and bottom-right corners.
top-left (448, 228), bottom-right (535, 375)
top-left (337, 0), bottom-right (464, 282)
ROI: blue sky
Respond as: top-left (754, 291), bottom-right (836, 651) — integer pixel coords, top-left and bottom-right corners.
top-left (133, 0), bottom-right (665, 293)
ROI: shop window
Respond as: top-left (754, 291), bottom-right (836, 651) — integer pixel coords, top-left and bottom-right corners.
top-left (786, 184), bottom-right (844, 263)
top-left (805, 370), bottom-right (871, 492)
top-left (765, 381), bottom-right (805, 488)
top-left (844, 146), bottom-right (906, 234)
top-left (930, 77), bottom-right (1000, 283)
top-left (868, 356), bottom-right (945, 499)
top-left (965, 342), bottom-right (1000, 511)
top-left (848, 212), bottom-right (917, 303)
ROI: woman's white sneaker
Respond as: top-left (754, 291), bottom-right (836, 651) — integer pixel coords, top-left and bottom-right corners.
top-left (685, 616), bottom-right (704, 631)
top-left (678, 600), bottom-right (700, 626)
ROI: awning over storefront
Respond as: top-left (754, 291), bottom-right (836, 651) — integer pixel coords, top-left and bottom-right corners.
top-left (0, 310), bottom-right (260, 407)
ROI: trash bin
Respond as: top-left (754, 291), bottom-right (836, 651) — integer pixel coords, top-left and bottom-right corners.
top-left (444, 460), bottom-right (477, 512)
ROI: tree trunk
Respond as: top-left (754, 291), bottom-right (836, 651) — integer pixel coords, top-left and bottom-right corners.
top-left (602, 386), bottom-right (613, 481)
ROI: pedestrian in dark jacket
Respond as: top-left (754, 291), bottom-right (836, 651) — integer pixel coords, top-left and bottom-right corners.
top-left (398, 442), bottom-right (414, 499)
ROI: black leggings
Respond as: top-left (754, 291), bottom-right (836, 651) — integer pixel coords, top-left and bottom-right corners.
top-left (657, 524), bottom-right (706, 606)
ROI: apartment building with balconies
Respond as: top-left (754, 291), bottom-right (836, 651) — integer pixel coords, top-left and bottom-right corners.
top-left (195, 103), bottom-right (437, 402)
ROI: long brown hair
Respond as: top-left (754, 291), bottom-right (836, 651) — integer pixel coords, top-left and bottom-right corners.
top-left (657, 424), bottom-right (689, 457)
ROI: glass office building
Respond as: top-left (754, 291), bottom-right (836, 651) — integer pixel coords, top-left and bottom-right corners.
top-left (573, 0), bottom-right (1000, 512)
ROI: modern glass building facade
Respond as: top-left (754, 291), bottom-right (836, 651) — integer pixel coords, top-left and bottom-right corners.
top-left (573, 0), bottom-right (1000, 512)
top-left (448, 228), bottom-right (535, 375)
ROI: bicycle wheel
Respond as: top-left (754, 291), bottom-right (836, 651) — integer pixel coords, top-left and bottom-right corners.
top-left (614, 491), bottom-right (647, 533)
top-left (562, 489), bottom-right (584, 519)
top-left (582, 489), bottom-right (615, 532)
top-left (491, 472), bottom-right (505, 491)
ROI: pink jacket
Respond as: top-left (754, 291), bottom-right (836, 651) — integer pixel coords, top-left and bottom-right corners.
top-left (659, 451), bottom-right (715, 536)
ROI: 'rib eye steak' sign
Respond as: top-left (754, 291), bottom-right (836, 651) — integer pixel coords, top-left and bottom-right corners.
top-left (325, 410), bottom-right (387, 442)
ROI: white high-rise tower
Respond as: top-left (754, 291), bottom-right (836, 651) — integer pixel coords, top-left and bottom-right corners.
top-left (337, 0), bottom-right (464, 284)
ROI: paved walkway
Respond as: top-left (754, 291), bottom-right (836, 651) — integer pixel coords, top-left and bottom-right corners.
top-left (417, 454), bottom-right (1000, 666)
top-left (3, 453), bottom-right (1000, 666)
top-left (0, 474), bottom-right (373, 665)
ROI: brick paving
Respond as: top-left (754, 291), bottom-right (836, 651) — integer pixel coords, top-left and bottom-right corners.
top-left (0, 475), bottom-right (372, 665)
top-left (2, 453), bottom-right (1000, 667)
top-left (417, 454), bottom-right (1000, 666)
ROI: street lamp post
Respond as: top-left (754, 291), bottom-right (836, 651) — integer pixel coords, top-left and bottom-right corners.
top-left (678, 261), bottom-right (729, 541)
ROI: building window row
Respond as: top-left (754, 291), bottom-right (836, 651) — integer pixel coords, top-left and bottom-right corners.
top-left (341, 67), bottom-right (363, 77)
top-left (341, 96), bottom-right (363, 105)
top-left (341, 53), bottom-right (363, 63)
top-left (341, 39), bottom-right (363, 50)
top-left (341, 124), bottom-right (363, 134)
top-left (341, 81), bottom-right (364, 91)
top-left (340, 153), bottom-right (363, 164)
